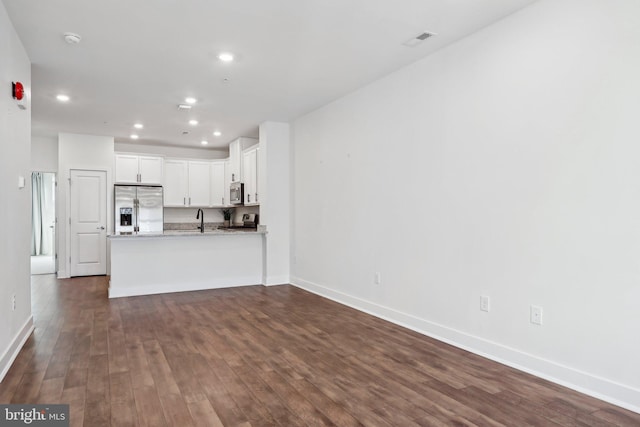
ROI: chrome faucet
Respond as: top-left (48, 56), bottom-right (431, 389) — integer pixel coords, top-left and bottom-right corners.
top-left (196, 208), bottom-right (204, 233)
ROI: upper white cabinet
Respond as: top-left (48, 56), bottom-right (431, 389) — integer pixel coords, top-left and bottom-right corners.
top-left (115, 154), bottom-right (163, 184)
top-left (163, 160), bottom-right (189, 207)
top-left (242, 146), bottom-right (259, 206)
top-left (210, 160), bottom-right (226, 207)
top-left (224, 159), bottom-right (231, 206)
top-left (188, 161), bottom-right (211, 207)
top-left (164, 160), bottom-right (211, 207)
top-left (139, 157), bottom-right (164, 184)
top-left (229, 137), bottom-right (258, 183)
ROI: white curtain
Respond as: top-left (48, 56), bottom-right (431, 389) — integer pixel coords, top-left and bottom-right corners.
top-left (31, 172), bottom-right (55, 256)
top-left (31, 172), bottom-right (44, 255)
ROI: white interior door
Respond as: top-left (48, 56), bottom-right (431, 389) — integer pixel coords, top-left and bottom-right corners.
top-left (70, 169), bottom-right (107, 276)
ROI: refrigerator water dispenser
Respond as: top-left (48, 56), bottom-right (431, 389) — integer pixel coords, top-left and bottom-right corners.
top-left (120, 207), bottom-right (133, 226)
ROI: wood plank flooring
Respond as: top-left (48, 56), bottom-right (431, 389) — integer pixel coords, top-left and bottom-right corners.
top-left (1, 274), bottom-right (639, 426)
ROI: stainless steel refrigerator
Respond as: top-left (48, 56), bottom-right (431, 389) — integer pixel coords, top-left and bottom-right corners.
top-left (114, 185), bottom-right (164, 235)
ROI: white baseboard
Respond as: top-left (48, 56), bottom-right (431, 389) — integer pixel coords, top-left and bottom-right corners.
top-left (291, 276), bottom-right (640, 415)
top-left (56, 270), bottom-right (69, 279)
top-left (263, 275), bottom-right (290, 286)
top-left (108, 278), bottom-right (263, 298)
top-left (0, 316), bottom-right (34, 383)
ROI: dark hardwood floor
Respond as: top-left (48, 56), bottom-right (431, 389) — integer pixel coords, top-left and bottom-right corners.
top-left (1, 275), bottom-right (638, 426)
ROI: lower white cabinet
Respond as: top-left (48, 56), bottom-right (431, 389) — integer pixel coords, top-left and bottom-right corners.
top-left (164, 160), bottom-right (211, 207)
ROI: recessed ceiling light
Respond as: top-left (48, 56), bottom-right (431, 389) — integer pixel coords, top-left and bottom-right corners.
top-left (189, 119), bottom-right (198, 126)
top-left (56, 94), bottom-right (70, 102)
top-left (213, 131), bottom-right (222, 137)
top-left (201, 140), bottom-right (208, 145)
top-left (218, 52), bottom-right (234, 62)
top-left (134, 123), bottom-right (144, 129)
top-left (185, 97), bottom-right (197, 104)
top-left (63, 32), bottom-right (81, 44)
top-left (130, 134), bottom-right (139, 140)
top-left (177, 104), bottom-right (192, 110)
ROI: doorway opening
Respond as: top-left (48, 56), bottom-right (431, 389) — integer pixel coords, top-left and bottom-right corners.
top-left (31, 172), bottom-right (56, 275)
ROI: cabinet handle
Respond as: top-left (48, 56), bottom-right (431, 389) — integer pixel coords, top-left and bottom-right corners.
top-left (137, 173), bottom-right (141, 182)
top-left (189, 197), bottom-right (191, 206)
top-left (232, 173), bottom-right (235, 181)
top-left (183, 197), bottom-right (186, 206)
top-left (248, 194), bottom-right (251, 203)
top-left (255, 193), bottom-right (258, 202)
top-left (222, 197), bottom-right (224, 205)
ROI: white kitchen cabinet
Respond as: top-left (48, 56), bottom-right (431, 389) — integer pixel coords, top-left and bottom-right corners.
top-left (242, 146), bottom-right (259, 205)
top-left (210, 160), bottom-right (226, 207)
top-left (188, 161), bottom-right (211, 207)
top-left (138, 156), bottom-right (164, 184)
top-left (163, 160), bottom-right (189, 206)
top-left (224, 159), bottom-right (231, 206)
top-left (164, 159), bottom-right (212, 207)
top-left (115, 154), bottom-right (163, 184)
top-left (229, 137), bottom-right (257, 183)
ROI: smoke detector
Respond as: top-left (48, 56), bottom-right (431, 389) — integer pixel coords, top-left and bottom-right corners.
top-left (64, 32), bottom-right (82, 44)
top-left (403, 31), bottom-right (436, 47)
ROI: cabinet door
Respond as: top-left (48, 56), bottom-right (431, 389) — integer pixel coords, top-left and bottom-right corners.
top-left (229, 137), bottom-right (258, 183)
top-left (210, 161), bottom-right (226, 207)
top-left (115, 154), bottom-right (140, 183)
top-left (138, 156), bottom-right (163, 184)
top-left (229, 140), bottom-right (241, 183)
top-left (242, 149), bottom-right (258, 205)
top-left (224, 159), bottom-right (231, 206)
top-left (164, 160), bottom-right (188, 206)
top-left (242, 151), bottom-right (253, 204)
top-left (188, 161), bottom-right (211, 207)
top-left (251, 147), bottom-right (260, 205)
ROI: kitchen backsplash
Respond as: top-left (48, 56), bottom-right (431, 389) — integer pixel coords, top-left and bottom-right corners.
top-left (164, 207), bottom-right (223, 223)
top-left (164, 205), bottom-right (259, 225)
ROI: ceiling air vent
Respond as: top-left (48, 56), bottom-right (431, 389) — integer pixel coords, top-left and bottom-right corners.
top-left (403, 31), bottom-right (436, 47)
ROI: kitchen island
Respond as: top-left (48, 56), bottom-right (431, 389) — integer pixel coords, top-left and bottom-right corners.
top-left (108, 228), bottom-right (266, 298)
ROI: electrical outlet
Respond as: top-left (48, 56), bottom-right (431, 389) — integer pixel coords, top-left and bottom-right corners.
top-left (374, 272), bottom-right (381, 285)
top-left (480, 295), bottom-right (490, 312)
top-left (530, 305), bottom-right (543, 325)
top-left (12, 294), bottom-right (16, 311)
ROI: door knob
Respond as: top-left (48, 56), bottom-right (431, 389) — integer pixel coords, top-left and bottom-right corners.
top-left (97, 226), bottom-right (105, 230)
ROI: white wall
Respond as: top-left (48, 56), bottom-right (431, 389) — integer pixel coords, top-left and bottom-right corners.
top-left (115, 142), bottom-right (228, 160)
top-left (31, 135), bottom-right (58, 172)
top-left (291, 0), bottom-right (640, 412)
top-left (259, 122), bottom-right (291, 285)
top-left (0, 3), bottom-right (33, 381)
top-left (57, 133), bottom-right (114, 278)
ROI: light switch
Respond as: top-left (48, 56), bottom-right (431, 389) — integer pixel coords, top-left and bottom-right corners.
top-left (18, 176), bottom-right (25, 189)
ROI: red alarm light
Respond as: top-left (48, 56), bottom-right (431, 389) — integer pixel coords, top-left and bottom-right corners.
top-left (12, 82), bottom-right (24, 101)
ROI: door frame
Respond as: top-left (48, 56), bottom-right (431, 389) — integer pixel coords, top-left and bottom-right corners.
top-left (30, 171), bottom-right (58, 274)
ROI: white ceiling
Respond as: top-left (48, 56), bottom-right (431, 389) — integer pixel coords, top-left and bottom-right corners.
top-left (3, 0), bottom-right (536, 149)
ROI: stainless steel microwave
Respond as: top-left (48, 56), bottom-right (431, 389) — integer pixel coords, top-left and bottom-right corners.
top-left (230, 182), bottom-right (244, 205)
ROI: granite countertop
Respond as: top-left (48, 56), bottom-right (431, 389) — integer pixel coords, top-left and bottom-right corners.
top-left (109, 223), bottom-right (266, 239)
